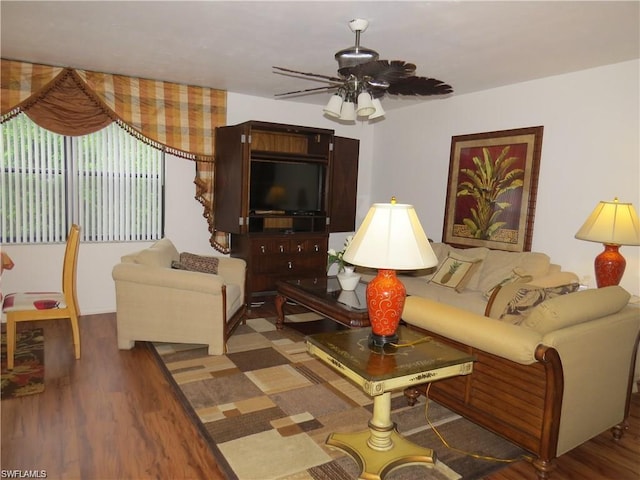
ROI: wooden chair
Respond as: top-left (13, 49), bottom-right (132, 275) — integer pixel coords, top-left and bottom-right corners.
top-left (2, 224), bottom-right (81, 369)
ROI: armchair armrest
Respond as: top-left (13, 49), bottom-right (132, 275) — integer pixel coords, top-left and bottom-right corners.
top-left (216, 257), bottom-right (246, 294)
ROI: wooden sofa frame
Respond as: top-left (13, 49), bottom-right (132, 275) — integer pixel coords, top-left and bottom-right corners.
top-left (403, 324), bottom-right (639, 479)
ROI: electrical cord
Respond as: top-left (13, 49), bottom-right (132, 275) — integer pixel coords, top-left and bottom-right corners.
top-left (389, 336), bottom-right (432, 347)
top-left (387, 334), bottom-right (532, 464)
top-left (423, 382), bottom-right (534, 464)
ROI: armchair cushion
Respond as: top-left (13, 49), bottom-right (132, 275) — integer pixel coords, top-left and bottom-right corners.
top-left (135, 238), bottom-right (179, 267)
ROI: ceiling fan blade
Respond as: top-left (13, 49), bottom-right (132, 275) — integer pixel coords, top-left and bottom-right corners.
top-left (386, 76), bottom-right (453, 96)
top-left (340, 60), bottom-right (416, 82)
top-left (273, 66), bottom-right (343, 83)
top-left (274, 85), bottom-right (340, 97)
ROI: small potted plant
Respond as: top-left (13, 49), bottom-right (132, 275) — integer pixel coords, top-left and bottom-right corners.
top-left (328, 236), bottom-right (360, 290)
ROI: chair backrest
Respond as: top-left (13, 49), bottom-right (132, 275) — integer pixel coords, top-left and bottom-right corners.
top-left (62, 224), bottom-right (81, 315)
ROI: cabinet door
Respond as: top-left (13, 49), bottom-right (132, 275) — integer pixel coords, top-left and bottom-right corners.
top-left (214, 125), bottom-right (249, 234)
top-left (329, 136), bottom-right (359, 233)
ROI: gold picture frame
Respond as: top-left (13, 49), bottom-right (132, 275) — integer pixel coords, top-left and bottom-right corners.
top-left (443, 126), bottom-right (544, 252)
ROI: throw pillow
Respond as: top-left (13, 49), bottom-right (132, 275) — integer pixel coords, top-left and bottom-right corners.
top-left (174, 252), bottom-right (219, 274)
top-left (498, 283), bottom-right (580, 325)
top-left (430, 252), bottom-right (482, 293)
top-left (482, 268), bottom-right (534, 299)
top-left (522, 285), bottom-right (631, 335)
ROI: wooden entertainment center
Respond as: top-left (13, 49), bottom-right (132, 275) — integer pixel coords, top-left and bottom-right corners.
top-left (213, 121), bottom-right (359, 304)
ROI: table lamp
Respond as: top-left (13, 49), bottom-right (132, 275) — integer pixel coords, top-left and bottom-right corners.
top-left (575, 197), bottom-right (640, 287)
top-left (343, 198), bottom-right (438, 347)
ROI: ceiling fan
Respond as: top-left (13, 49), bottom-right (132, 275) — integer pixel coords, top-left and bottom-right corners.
top-left (273, 19), bottom-right (453, 121)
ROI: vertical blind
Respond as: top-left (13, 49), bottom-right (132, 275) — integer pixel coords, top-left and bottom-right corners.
top-left (73, 123), bottom-right (164, 242)
top-left (1, 114), bottom-right (164, 243)
top-left (1, 115), bottom-right (66, 243)
top-left (1, 59), bottom-right (229, 251)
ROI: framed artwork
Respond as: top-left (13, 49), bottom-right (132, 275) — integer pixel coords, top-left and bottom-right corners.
top-left (443, 126), bottom-right (543, 252)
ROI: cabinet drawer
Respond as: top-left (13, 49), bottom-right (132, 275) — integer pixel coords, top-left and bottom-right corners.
top-left (271, 255), bottom-right (325, 273)
top-left (251, 239), bottom-right (290, 255)
top-left (254, 254), bottom-right (323, 274)
top-left (292, 238), bottom-right (325, 254)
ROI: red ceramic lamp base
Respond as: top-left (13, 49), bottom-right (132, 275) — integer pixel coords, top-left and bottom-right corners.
top-left (366, 269), bottom-right (406, 347)
top-left (594, 244), bottom-right (626, 288)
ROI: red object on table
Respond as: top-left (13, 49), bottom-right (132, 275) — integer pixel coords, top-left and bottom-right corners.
top-left (366, 269), bottom-right (406, 346)
top-left (594, 244), bottom-right (626, 287)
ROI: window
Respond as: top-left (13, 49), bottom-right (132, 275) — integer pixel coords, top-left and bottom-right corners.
top-left (1, 114), bottom-right (164, 243)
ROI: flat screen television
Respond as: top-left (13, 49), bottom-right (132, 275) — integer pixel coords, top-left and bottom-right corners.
top-left (250, 160), bottom-right (325, 214)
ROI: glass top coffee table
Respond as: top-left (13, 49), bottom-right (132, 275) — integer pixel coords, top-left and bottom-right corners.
top-left (275, 276), bottom-right (370, 329)
top-left (306, 326), bottom-right (475, 480)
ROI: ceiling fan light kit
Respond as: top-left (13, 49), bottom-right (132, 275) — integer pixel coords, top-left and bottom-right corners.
top-left (340, 101), bottom-right (357, 121)
top-left (274, 18), bottom-right (453, 124)
top-left (368, 98), bottom-right (386, 119)
top-left (322, 94), bottom-right (344, 118)
top-left (356, 91), bottom-right (376, 117)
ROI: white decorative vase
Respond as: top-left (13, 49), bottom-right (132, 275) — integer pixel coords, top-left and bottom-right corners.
top-left (337, 269), bottom-right (361, 291)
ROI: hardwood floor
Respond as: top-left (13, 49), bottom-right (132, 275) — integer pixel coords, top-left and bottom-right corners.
top-left (2, 304), bottom-right (638, 479)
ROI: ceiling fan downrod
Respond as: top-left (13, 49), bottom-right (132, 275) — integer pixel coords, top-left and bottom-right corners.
top-left (335, 19), bottom-right (379, 71)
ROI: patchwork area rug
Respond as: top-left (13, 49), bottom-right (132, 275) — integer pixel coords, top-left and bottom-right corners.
top-left (151, 313), bottom-right (527, 480)
top-left (1, 328), bottom-right (45, 399)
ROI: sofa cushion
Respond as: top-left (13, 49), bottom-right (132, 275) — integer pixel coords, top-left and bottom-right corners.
top-left (430, 251), bottom-right (483, 292)
top-left (477, 250), bottom-right (551, 294)
top-left (482, 268), bottom-right (533, 299)
top-left (523, 285), bottom-right (631, 335)
top-left (496, 283), bottom-right (580, 325)
top-left (135, 238), bottom-right (179, 268)
top-left (528, 271), bottom-right (580, 288)
top-left (174, 252), bottom-right (220, 274)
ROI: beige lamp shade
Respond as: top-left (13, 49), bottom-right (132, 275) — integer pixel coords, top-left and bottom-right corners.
top-left (343, 200), bottom-right (438, 270)
top-left (575, 198), bottom-right (640, 246)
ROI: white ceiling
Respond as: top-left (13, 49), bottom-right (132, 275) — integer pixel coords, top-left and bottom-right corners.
top-left (2, 1), bottom-right (639, 111)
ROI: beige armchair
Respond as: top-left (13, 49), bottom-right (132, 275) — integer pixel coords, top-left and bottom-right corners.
top-left (112, 238), bottom-right (246, 355)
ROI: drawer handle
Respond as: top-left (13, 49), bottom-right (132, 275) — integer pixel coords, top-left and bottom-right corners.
top-left (288, 261), bottom-right (293, 269)
top-left (314, 244), bottom-right (319, 252)
top-left (260, 245), bottom-right (265, 254)
top-left (297, 244), bottom-right (302, 252)
top-left (279, 245), bottom-right (284, 253)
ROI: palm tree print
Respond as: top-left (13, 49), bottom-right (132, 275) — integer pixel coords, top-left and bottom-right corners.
top-left (456, 146), bottom-right (524, 240)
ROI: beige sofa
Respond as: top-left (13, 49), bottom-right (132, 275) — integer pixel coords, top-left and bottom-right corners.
top-left (365, 242), bottom-right (639, 479)
top-left (112, 238), bottom-right (246, 355)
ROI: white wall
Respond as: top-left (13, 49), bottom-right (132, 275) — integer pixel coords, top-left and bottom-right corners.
top-left (371, 60), bottom-right (640, 295)
top-left (0, 95), bottom-right (373, 314)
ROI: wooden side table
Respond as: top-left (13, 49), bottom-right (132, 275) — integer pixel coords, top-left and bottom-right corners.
top-left (306, 326), bottom-right (474, 480)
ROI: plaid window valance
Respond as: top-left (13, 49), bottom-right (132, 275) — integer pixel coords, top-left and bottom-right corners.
top-left (1, 59), bottom-right (230, 252)
top-left (1, 59), bottom-right (226, 160)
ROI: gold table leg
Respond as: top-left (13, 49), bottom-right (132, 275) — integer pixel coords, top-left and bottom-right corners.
top-left (326, 392), bottom-right (436, 480)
